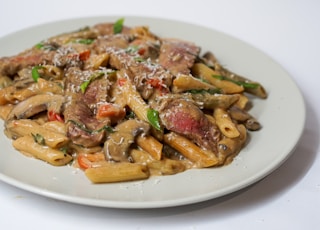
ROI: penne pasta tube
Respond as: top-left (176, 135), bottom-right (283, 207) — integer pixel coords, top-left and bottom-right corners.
top-left (136, 135), bottom-right (163, 160)
top-left (130, 149), bottom-right (154, 164)
top-left (12, 136), bottom-right (72, 166)
top-left (0, 104), bottom-right (14, 120)
top-left (164, 132), bottom-right (219, 168)
top-left (233, 93), bottom-right (249, 109)
top-left (41, 121), bottom-right (67, 134)
top-left (172, 74), bottom-right (217, 93)
top-left (41, 65), bottom-right (64, 80)
top-left (119, 73), bottom-right (163, 140)
top-left (70, 144), bottom-right (103, 155)
top-left (120, 75), bottom-right (149, 122)
top-left (85, 53), bottom-right (110, 70)
top-left (217, 124), bottom-right (247, 164)
top-left (191, 63), bottom-right (244, 94)
top-left (217, 65), bottom-right (267, 99)
top-left (0, 78), bottom-right (63, 105)
top-left (5, 119), bottom-right (69, 148)
top-left (85, 162), bottom-right (150, 183)
top-left (213, 107), bottom-right (240, 138)
top-left (191, 93), bottom-right (240, 110)
top-left (205, 114), bottom-right (216, 125)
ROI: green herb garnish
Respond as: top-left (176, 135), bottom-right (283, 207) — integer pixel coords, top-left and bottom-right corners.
top-left (67, 120), bottom-right (114, 134)
top-left (187, 88), bottom-right (221, 94)
top-left (234, 81), bottom-right (260, 89)
top-left (133, 57), bottom-right (145, 62)
top-left (147, 109), bottom-right (161, 131)
top-left (34, 41), bottom-right (57, 51)
top-left (31, 66), bottom-right (44, 82)
top-left (72, 38), bottom-right (94, 45)
top-left (59, 146), bottom-right (68, 155)
top-left (125, 45), bottom-right (139, 53)
top-left (212, 74), bottom-right (259, 89)
top-left (113, 18), bottom-right (125, 34)
top-left (32, 133), bottom-right (45, 145)
top-left (80, 72), bottom-right (105, 93)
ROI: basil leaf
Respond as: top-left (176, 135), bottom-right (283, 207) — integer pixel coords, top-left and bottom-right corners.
top-left (147, 109), bottom-right (161, 131)
top-left (133, 57), bottom-right (145, 62)
top-left (73, 38), bottom-right (94, 45)
top-left (212, 74), bottom-right (259, 89)
top-left (125, 45), bottom-right (139, 53)
top-left (59, 146), bottom-right (68, 155)
top-left (113, 18), bottom-right (125, 34)
top-left (32, 133), bottom-right (45, 145)
top-left (67, 120), bottom-right (114, 134)
top-left (234, 81), bottom-right (259, 89)
top-left (187, 88), bottom-right (221, 94)
top-left (31, 66), bottom-right (44, 82)
top-left (80, 72), bottom-right (105, 93)
top-left (211, 74), bottom-right (224, 80)
top-left (34, 41), bottom-right (58, 51)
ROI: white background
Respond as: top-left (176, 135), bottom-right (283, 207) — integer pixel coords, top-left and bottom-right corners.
top-left (0, 0), bottom-right (319, 229)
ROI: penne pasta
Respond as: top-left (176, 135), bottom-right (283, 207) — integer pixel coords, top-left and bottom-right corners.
top-left (119, 73), bottom-right (149, 122)
top-left (234, 93), bottom-right (249, 109)
top-left (191, 63), bottom-right (244, 94)
top-left (191, 93), bottom-right (240, 110)
top-left (12, 136), bottom-right (72, 166)
top-left (214, 107), bottom-right (240, 138)
top-left (136, 135), bottom-right (163, 160)
top-left (5, 119), bottom-right (69, 148)
top-left (130, 149), bottom-right (154, 164)
top-left (41, 121), bottom-right (67, 134)
top-left (0, 104), bottom-right (14, 120)
top-left (217, 124), bottom-right (247, 164)
top-left (85, 162), bottom-right (150, 183)
top-left (172, 74), bottom-right (217, 93)
top-left (164, 132), bottom-right (219, 168)
top-left (0, 78), bottom-right (63, 105)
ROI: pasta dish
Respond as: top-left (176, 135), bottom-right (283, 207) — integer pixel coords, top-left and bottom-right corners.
top-left (0, 18), bottom-right (267, 183)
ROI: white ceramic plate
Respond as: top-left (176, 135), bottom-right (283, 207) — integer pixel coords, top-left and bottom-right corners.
top-left (0, 16), bottom-right (305, 209)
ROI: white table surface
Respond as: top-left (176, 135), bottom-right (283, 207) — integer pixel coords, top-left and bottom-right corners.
top-left (0, 0), bottom-right (319, 229)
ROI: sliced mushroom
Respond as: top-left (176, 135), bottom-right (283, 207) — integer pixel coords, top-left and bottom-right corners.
top-left (7, 94), bottom-right (65, 120)
top-left (104, 119), bottom-right (150, 162)
top-left (229, 106), bottom-right (261, 131)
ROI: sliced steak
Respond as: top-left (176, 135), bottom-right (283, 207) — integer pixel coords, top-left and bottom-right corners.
top-left (158, 38), bottom-right (200, 76)
top-left (93, 35), bottom-right (131, 54)
top-left (64, 68), bottom-right (112, 147)
top-left (107, 47), bottom-right (172, 99)
top-left (0, 49), bottom-right (55, 77)
top-left (64, 97), bottom-right (111, 148)
top-left (158, 98), bottom-right (220, 152)
top-left (92, 23), bottom-right (131, 36)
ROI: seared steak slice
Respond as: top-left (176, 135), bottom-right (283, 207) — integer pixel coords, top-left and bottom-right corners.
top-left (93, 35), bottom-right (131, 54)
top-left (64, 67), bottom-right (112, 147)
top-left (158, 38), bottom-right (200, 76)
top-left (64, 98), bottom-right (111, 147)
top-left (83, 77), bottom-right (111, 109)
top-left (92, 22), bottom-right (131, 36)
top-left (128, 39), bottom-right (161, 61)
top-left (0, 49), bottom-right (55, 77)
top-left (107, 47), bottom-right (172, 99)
top-left (158, 98), bottom-right (220, 152)
top-left (52, 44), bottom-right (90, 69)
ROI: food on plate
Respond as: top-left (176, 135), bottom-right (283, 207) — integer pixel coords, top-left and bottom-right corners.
top-left (0, 18), bottom-right (267, 183)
